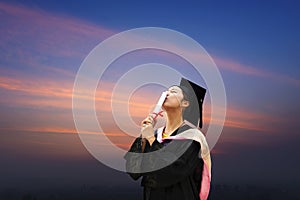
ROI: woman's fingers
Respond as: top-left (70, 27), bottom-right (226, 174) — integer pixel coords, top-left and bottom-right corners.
top-left (141, 116), bottom-right (154, 126)
top-left (141, 119), bottom-right (155, 140)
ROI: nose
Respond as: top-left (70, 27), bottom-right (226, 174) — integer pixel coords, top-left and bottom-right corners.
top-left (166, 90), bottom-right (170, 97)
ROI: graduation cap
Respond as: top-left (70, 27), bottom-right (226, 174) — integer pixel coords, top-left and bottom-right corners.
top-left (179, 78), bottom-right (206, 128)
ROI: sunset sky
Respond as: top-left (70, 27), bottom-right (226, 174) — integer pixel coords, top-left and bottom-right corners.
top-left (0, 0), bottom-right (300, 198)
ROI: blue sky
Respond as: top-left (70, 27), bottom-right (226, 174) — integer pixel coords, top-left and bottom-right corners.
top-left (20, 0), bottom-right (299, 71)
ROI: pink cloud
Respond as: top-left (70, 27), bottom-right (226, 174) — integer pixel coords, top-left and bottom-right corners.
top-left (0, 2), bottom-right (115, 42)
top-left (0, 1), bottom-right (115, 80)
top-left (213, 56), bottom-right (300, 86)
top-left (1, 1), bottom-right (298, 89)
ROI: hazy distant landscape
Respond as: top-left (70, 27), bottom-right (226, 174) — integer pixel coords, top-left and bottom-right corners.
top-left (1, 183), bottom-right (300, 200)
top-left (1, 131), bottom-right (300, 200)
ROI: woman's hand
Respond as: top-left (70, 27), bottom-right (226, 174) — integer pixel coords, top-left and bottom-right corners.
top-left (141, 115), bottom-right (156, 145)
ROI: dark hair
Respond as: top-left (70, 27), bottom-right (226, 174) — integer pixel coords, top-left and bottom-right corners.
top-left (177, 85), bottom-right (200, 128)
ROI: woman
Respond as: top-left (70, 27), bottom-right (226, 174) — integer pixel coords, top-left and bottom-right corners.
top-left (125, 78), bottom-right (211, 200)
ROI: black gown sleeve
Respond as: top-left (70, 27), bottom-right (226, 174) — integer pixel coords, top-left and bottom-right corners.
top-left (124, 137), bottom-right (145, 180)
top-left (141, 140), bottom-right (201, 188)
top-left (124, 132), bottom-right (202, 189)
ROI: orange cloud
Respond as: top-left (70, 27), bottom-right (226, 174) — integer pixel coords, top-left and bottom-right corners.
top-left (206, 106), bottom-right (281, 133)
top-left (0, 127), bottom-right (76, 134)
top-left (0, 74), bottom-right (114, 110)
top-left (0, 76), bottom-right (72, 98)
top-left (0, 73), bottom-right (282, 135)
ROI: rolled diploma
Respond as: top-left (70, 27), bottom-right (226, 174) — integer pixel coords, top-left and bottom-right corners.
top-left (152, 91), bottom-right (167, 118)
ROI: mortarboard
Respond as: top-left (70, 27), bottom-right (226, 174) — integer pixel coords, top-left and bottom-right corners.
top-left (179, 78), bottom-right (206, 128)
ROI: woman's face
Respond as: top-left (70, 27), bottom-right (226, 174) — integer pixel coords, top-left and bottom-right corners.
top-left (162, 86), bottom-right (185, 109)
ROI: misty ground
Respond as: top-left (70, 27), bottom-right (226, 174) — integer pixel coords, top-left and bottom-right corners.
top-left (1, 183), bottom-right (300, 200)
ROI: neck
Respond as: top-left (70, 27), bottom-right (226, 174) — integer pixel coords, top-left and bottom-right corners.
top-left (165, 109), bottom-right (184, 134)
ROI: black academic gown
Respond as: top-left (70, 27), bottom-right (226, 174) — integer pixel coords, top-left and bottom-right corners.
top-left (124, 124), bottom-right (204, 200)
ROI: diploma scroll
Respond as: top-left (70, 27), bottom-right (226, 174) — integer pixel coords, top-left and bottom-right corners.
top-left (151, 91), bottom-right (167, 120)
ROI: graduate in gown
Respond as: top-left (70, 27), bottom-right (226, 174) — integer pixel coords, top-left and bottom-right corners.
top-left (124, 78), bottom-right (211, 200)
